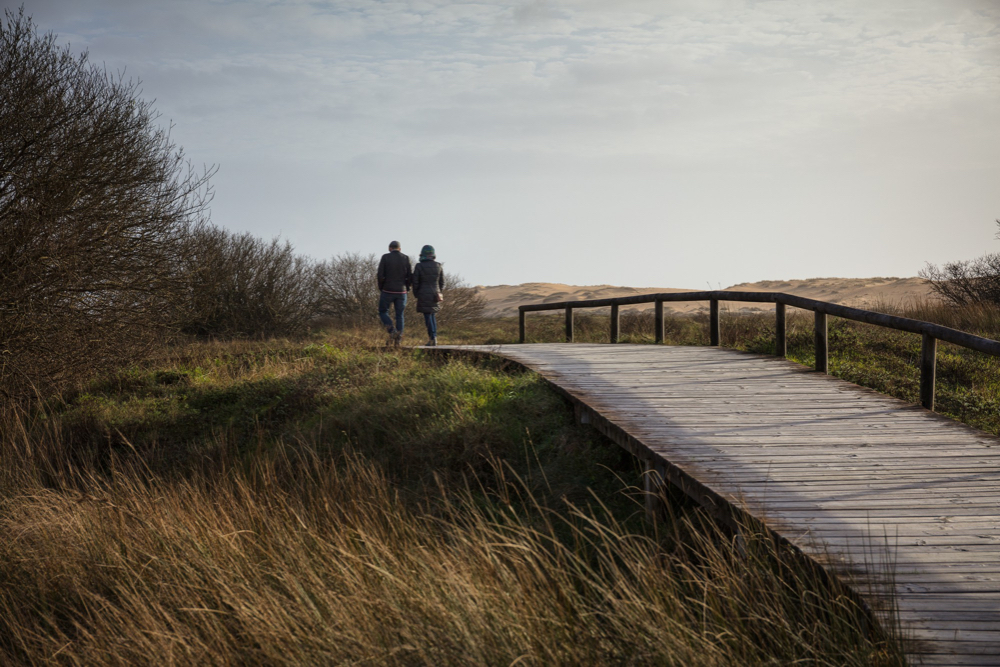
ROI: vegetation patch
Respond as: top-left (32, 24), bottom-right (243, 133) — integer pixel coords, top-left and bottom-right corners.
top-left (0, 332), bottom-right (901, 666)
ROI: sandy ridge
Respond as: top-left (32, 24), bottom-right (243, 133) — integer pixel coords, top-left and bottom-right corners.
top-left (475, 277), bottom-right (934, 317)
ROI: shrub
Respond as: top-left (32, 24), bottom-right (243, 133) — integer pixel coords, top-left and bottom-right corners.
top-left (0, 9), bottom-right (212, 401)
top-left (315, 252), bottom-right (380, 326)
top-left (316, 252), bottom-right (487, 329)
top-left (175, 223), bottom-right (322, 338)
top-left (435, 274), bottom-right (488, 325)
top-left (920, 220), bottom-right (1000, 307)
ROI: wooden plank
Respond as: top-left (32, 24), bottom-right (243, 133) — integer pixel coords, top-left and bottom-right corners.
top-left (866, 574), bottom-right (1000, 587)
top-left (625, 434), bottom-right (997, 446)
top-left (738, 497), bottom-right (1000, 511)
top-left (439, 344), bottom-right (1000, 665)
top-left (786, 535), bottom-right (999, 550)
top-left (743, 481), bottom-right (1000, 494)
top-left (913, 658), bottom-right (1000, 667)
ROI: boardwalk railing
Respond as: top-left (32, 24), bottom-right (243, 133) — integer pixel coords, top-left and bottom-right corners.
top-left (518, 290), bottom-right (1000, 411)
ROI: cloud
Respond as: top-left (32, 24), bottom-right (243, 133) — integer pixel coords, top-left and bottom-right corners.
top-left (19, 0), bottom-right (998, 162)
top-left (6, 0), bottom-right (999, 284)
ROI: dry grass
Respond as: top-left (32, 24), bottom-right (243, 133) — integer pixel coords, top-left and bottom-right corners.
top-left (0, 332), bottom-right (902, 666)
top-left (0, 439), bottom-right (899, 666)
top-left (869, 297), bottom-right (1000, 339)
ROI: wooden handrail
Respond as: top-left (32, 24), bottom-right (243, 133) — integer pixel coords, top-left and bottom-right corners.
top-left (517, 290), bottom-right (1000, 411)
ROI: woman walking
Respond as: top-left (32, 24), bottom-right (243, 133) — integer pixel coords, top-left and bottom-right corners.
top-left (413, 244), bottom-right (444, 346)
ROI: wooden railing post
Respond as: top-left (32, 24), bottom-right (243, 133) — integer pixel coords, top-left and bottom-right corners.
top-left (814, 311), bottom-right (828, 373)
top-left (775, 302), bottom-right (786, 357)
top-left (512, 290), bottom-right (1000, 415)
top-left (921, 333), bottom-right (937, 410)
top-left (709, 299), bottom-right (720, 346)
top-left (654, 299), bottom-right (664, 344)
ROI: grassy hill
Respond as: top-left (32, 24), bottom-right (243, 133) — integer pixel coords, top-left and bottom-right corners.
top-left (0, 329), bottom-right (905, 666)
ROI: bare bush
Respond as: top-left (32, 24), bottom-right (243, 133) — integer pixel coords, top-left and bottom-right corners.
top-left (316, 253), bottom-right (487, 329)
top-left (436, 274), bottom-right (487, 325)
top-left (920, 220), bottom-right (1000, 307)
top-left (178, 242), bottom-right (486, 338)
top-left (315, 252), bottom-right (380, 326)
top-left (176, 224), bottom-right (321, 338)
top-left (921, 254), bottom-right (1000, 307)
top-left (0, 9), bottom-right (213, 401)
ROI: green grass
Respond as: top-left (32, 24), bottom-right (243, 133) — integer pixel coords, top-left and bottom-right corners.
top-left (48, 334), bottom-right (632, 512)
top-left (5, 299), bottom-right (991, 664)
top-left (0, 330), bottom-right (902, 666)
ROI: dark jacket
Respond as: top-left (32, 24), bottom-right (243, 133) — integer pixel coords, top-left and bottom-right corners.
top-left (377, 251), bottom-right (412, 293)
top-left (413, 260), bottom-right (444, 313)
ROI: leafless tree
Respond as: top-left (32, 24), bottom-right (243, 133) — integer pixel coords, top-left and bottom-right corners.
top-left (175, 223), bottom-right (322, 338)
top-left (0, 9), bottom-right (213, 401)
top-left (315, 253), bottom-right (487, 328)
top-left (920, 221), bottom-right (1000, 307)
top-left (315, 252), bottom-right (380, 326)
top-left (435, 275), bottom-right (487, 325)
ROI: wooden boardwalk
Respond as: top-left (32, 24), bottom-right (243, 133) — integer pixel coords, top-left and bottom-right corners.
top-left (439, 343), bottom-right (1000, 666)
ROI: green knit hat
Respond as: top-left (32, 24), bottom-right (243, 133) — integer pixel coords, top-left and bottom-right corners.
top-left (420, 245), bottom-right (436, 261)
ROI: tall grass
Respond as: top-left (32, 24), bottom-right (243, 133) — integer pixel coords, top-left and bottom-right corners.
top-left (0, 334), bottom-right (901, 665)
top-left (870, 297), bottom-right (1000, 338)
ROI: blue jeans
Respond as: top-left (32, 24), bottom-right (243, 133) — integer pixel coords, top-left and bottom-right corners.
top-left (423, 312), bottom-right (437, 339)
top-left (378, 292), bottom-right (406, 333)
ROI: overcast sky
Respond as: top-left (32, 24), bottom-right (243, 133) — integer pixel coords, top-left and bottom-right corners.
top-left (9, 0), bottom-right (1000, 287)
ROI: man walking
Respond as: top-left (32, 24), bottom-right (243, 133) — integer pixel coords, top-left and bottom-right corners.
top-left (377, 240), bottom-right (412, 347)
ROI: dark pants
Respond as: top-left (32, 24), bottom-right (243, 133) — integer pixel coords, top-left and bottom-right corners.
top-left (423, 312), bottom-right (437, 339)
top-left (378, 292), bottom-right (406, 333)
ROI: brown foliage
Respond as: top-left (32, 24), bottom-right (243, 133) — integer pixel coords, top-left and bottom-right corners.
top-left (176, 223), bottom-right (322, 338)
top-left (920, 220), bottom-right (1000, 307)
top-left (315, 251), bottom-right (380, 326)
top-left (437, 277), bottom-right (488, 325)
top-left (315, 253), bottom-right (487, 329)
top-left (0, 9), bottom-right (213, 401)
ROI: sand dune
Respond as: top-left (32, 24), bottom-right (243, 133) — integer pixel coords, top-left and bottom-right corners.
top-left (476, 277), bottom-right (935, 317)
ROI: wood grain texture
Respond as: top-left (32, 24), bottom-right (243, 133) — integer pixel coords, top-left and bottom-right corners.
top-left (435, 343), bottom-right (1000, 666)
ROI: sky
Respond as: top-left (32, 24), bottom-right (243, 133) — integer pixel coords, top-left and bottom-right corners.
top-left (8, 0), bottom-right (1000, 287)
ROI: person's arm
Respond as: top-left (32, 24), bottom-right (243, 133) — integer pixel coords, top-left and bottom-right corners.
top-left (406, 258), bottom-right (414, 291)
top-left (377, 255), bottom-right (386, 291)
top-left (438, 266), bottom-right (445, 292)
top-left (412, 263), bottom-right (422, 293)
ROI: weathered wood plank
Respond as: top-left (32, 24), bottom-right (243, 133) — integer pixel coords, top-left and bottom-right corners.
top-left (437, 344), bottom-right (1000, 665)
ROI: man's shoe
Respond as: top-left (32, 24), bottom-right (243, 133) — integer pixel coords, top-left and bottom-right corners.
top-left (385, 329), bottom-right (396, 347)
top-left (393, 331), bottom-right (402, 348)
top-left (425, 338), bottom-right (437, 347)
